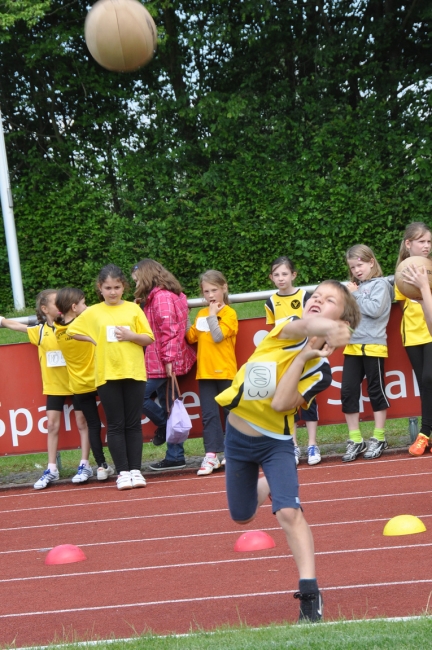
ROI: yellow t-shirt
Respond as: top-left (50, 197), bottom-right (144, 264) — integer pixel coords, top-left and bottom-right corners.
top-left (344, 343), bottom-right (388, 358)
top-left (216, 319), bottom-right (331, 437)
top-left (394, 284), bottom-right (432, 346)
top-left (186, 305), bottom-right (238, 379)
top-left (27, 323), bottom-right (72, 396)
top-left (54, 321), bottom-right (97, 394)
top-left (67, 301), bottom-right (154, 387)
top-left (265, 289), bottom-right (310, 325)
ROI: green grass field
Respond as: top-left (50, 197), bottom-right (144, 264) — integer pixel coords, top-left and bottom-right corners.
top-left (2, 618), bottom-right (432, 649)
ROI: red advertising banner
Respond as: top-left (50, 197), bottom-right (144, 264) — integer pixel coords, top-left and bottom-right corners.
top-left (0, 305), bottom-right (419, 456)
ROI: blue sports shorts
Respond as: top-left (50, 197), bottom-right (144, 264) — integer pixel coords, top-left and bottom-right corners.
top-left (225, 420), bottom-right (301, 521)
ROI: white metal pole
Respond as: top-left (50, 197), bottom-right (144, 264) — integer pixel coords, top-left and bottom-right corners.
top-left (0, 108), bottom-right (25, 310)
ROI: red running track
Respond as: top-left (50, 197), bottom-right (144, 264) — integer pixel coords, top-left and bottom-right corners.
top-left (1, 453), bottom-right (432, 646)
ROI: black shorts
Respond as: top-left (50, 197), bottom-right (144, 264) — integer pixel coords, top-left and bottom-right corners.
top-left (46, 394), bottom-right (79, 412)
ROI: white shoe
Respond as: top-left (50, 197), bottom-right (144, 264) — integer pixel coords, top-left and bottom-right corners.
top-left (71, 464), bottom-right (93, 484)
top-left (34, 468), bottom-right (59, 490)
top-left (221, 457), bottom-right (226, 466)
top-left (197, 455), bottom-right (221, 476)
top-left (307, 445), bottom-right (321, 466)
top-left (130, 470), bottom-right (146, 488)
top-left (116, 471), bottom-right (133, 490)
top-left (294, 446), bottom-right (301, 466)
top-left (97, 464), bottom-right (115, 481)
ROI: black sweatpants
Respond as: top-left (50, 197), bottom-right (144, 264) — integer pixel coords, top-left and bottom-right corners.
top-left (405, 343), bottom-right (432, 436)
top-left (341, 355), bottom-right (389, 414)
top-left (97, 379), bottom-right (146, 473)
top-left (73, 391), bottom-right (105, 467)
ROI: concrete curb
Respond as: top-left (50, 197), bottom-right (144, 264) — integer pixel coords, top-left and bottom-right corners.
top-left (0, 446), bottom-right (411, 492)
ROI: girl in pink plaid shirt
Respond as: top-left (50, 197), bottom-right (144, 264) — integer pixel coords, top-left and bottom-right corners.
top-left (132, 259), bottom-right (196, 470)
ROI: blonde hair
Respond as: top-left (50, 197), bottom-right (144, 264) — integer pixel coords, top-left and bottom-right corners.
top-left (317, 280), bottom-right (361, 329)
top-left (200, 270), bottom-right (229, 304)
top-left (396, 222), bottom-right (432, 268)
top-left (346, 244), bottom-right (383, 282)
top-left (133, 259), bottom-right (182, 302)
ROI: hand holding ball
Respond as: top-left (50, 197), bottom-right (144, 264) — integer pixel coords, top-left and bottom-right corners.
top-left (395, 256), bottom-right (432, 300)
top-left (85, 0), bottom-right (157, 72)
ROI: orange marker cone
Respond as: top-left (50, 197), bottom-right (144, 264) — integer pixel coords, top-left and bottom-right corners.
top-left (45, 544), bottom-right (87, 565)
top-left (234, 530), bottom-right (276, 552)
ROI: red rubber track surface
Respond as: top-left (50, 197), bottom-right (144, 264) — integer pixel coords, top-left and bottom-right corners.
top-left (1, 454), bottom-right (432, 646)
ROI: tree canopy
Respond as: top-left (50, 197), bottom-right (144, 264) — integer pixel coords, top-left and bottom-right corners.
top-left (0, 0), bottom-right (431, 309)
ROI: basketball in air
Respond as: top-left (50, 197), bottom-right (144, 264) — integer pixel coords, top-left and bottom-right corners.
top-left (85, 0), bottom-right (157, 72)
top-left (395, 256), bottom-right (432, 300)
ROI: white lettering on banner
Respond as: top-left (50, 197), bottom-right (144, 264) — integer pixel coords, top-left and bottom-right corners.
top-left (386, 371), bottom-right (407, 400)
top-left (328, 366), bottom-right (343, 405)
top-left (183, 392), bottom-right (200, 420)
top-left (10, 409), bottom-right (32, 447)
top-left (38, 406), bottom-right (48, 433)
top-left (412, 370), bottom-right (420, 397)
top-left (0, 419), bottom-right (5, 437)
top-left (63, 404), bottom-right (73, 431)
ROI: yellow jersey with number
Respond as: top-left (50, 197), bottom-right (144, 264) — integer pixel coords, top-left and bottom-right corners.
top-left (216, 318), bottom-right (331, 436)
top-left (55, 321), bottom-right (97, 394)
top-left (27, 323), bottom-right (72, 396)
top-left (186, 305), bottom-right (238, 379)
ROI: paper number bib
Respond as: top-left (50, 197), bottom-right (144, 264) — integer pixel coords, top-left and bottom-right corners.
top-left (243, 361), bottom-right (277, 400)
top-left (46, 350), bottom-right (67, 367)
top-left (106, 325), bottom-right (130, 342)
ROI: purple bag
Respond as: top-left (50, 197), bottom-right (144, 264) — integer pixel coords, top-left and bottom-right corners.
top-left (166, 375), bottom-right (192, 444)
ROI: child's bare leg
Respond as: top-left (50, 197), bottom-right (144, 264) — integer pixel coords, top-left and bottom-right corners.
top-left (373, 409), bottom-right (387, 429)
top-left (345, 412), bottom-right (360, 432)
top-left (74, 410), bottom-right (90, 460)
top-left (292, 423), bottom-right (298, 447)
top-left (306, 421), bottom-right (318, 447)
top-left (257, 476), bottom-right (270, 508)
top-left (46, 410), bottom-right (61, 465)
top-left (276, 507), bottom-right (315, 578)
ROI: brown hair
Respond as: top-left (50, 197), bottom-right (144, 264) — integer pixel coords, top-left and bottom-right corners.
top-left (317, 280), bottom-right (361, 329)
top-left (396, 222), bottom-right (432, 268)
top-left (345, 244), bottom-right (383, 282)
top-left (35, 289), bottom-right (57, 324)
top-left (199, 270), bottom-right (229, 304)
top-left (132, 259), bottom-right (183, 302)
top-left (96, 264), bottom-right (129, 300)
top-left (55, 287), bottom-right (85, 324)
top-left (269, 256), bottom-right (296, 275)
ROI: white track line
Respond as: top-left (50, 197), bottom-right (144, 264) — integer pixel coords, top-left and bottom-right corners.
top-left (2, 541), bottom-right (432, 585)
top-left (1, 488), bottom-right (431, 534)
top-left (2, 470), bottom-right (432, 515)
top-left (2, 579), bottom-right (432, 619)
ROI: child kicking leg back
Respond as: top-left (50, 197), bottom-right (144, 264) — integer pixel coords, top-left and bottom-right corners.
top-left (216, 281), bottom-right (361, 621)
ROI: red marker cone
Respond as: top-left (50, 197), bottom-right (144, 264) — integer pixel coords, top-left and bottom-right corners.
top-left (234, 530), bottom-right (276, 552)
top-left (45, 544), bottom-right (87, 565)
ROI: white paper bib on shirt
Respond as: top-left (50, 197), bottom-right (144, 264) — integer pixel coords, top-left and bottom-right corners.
top-left (243, 361), bottom-right (277, 400)
top-left (196, 317), bottom-right (210, 332)
top-left (106, 325), bottom-right (130, 342)
top-left (46, 350), bottom-right (67, 367)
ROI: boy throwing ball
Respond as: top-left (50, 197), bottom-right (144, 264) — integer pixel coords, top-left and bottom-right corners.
top-left (216, 281), bottom-right (361, 622)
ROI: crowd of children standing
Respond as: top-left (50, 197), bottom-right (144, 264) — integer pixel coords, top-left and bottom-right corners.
top-left (2, 224), bottom-right (432, 625)
top-left (1, 221), bottom-right (431, 493)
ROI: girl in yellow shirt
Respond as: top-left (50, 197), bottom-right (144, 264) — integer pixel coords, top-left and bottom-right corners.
top-left (186, 270), bottom-right (238, 475)
top-left (0, 290), bottom-right (90, 489)
top-left (67, 264), bottom-right (154, 490)
top-left (55, 287), bottom-right (115, 481)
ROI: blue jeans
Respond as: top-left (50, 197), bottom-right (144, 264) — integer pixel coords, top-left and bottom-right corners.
top-left (143, 377), bottom-right (185, 462)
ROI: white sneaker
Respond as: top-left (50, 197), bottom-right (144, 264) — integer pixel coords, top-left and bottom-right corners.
top-left (197, 455), bottom-right (221, 476)
top-left (130, 470), bottom-right (146, 488)
top-left (34, 468), bottom-right (60, 490)
top-left (307, 445), bottom-right (321, 466)
top-left (71, 464), bottom-right (93, 484)
top-left (294, 446), bottom-right (301, 466)
top-left (116, 471), bottom-right (133, 490)
top-left (97, 464), bottom-right (115, 481)
top-left (221, 457), bottom-right (226, 466)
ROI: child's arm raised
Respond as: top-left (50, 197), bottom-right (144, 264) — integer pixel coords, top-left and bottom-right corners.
top-left (278, 316), bottom-right (352, 349)
top-left (401, 264), bottom-right (432, 335)
top-left (0, 317), bottom-right (28, 334)
top-left (272, 338), bottom-right (334, 412)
